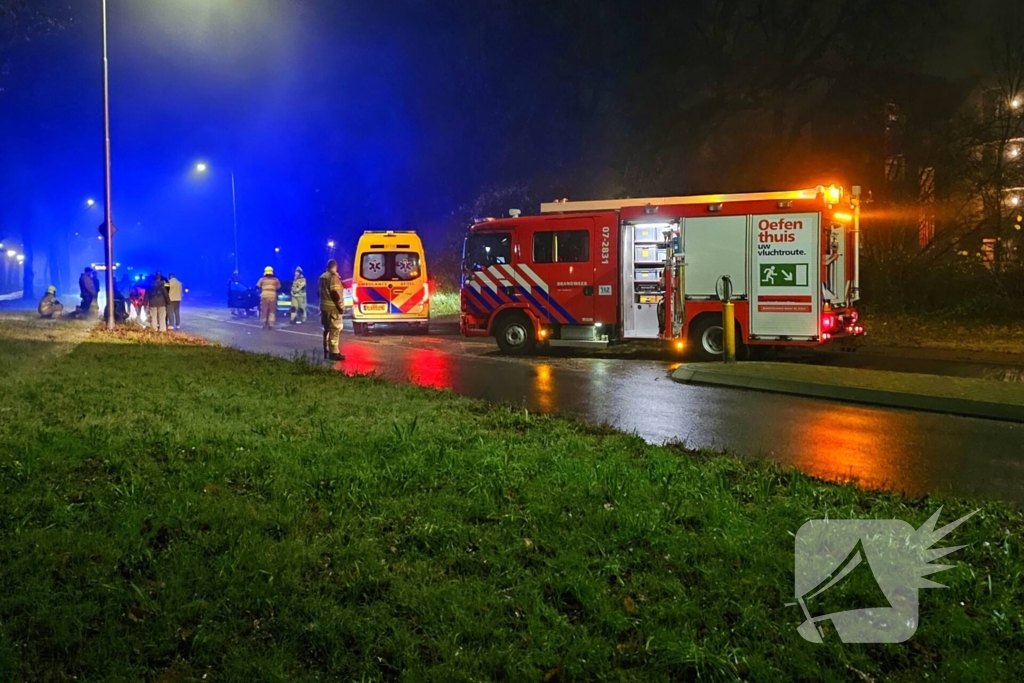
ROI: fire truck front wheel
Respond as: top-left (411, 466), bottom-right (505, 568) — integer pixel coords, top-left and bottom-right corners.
top-left (494, 313), bottom-right (537, 355)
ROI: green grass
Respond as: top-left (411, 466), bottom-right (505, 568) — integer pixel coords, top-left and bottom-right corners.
top-left (429, 289), bottom-right (461, 318)
top-left (861, 311), bottom-right (1024, 355)
top-left (1, 320), bottom-right (1022, 682)
top-left (678, 362), bottom-right (1024, 406)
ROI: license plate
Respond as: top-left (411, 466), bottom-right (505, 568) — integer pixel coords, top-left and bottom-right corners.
top-left (361, 303), bottom-right (387, 313)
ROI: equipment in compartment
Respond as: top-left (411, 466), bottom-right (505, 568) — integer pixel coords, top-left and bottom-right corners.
top-left (634, 245), bottom-right (668, 263)
top-left (622, 221), bottom-right (677, 340)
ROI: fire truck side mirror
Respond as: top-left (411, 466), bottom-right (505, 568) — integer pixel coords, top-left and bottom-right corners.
top-left (716, 275), bottom-right (733, 302)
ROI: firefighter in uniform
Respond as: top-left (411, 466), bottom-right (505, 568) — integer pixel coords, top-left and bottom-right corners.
top-left (318, 259), bottom-right (346, 361)
top-left (256, 266), bottom-right (281, 329)
top-left (290, 267), bottom-right (307, 324)
top-left (38, 286), bottom-right (64, 318)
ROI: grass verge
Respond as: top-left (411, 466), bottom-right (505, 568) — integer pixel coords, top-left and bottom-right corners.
top-left (861, 311), bottom-right (1024, 355)
top-left (429, 289), bottom-right (461, 318)
top-left (0, 320), bottom-right (1021, 682)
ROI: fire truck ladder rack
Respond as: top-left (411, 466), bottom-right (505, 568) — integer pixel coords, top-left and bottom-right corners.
top-left (539, 188), bottom-right (823, 214)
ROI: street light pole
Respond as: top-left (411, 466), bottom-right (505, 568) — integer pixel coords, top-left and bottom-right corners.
top-left (101, 0), bottom-right (115, 330)
top-left (231, 171), bottom-right (239, 273)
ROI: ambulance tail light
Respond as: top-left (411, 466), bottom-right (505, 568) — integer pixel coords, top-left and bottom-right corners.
top-left (351, 282), bottom-right (360, 305)
top-left (821, 313), bottom-right (836, 333)
top-left (423, 281), bottom-right (430, 302)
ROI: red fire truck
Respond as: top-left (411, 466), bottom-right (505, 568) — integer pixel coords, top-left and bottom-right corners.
top-left (460, 185), bottom-right (865, 357)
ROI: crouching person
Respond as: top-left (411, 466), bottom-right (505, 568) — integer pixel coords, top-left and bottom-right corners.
top-left (38, 286), bottom-right (64, 319)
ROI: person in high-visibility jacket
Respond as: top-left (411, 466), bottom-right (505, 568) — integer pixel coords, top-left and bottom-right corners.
top-left (318, 259), bottom-right (346, 361)
top-left (256, 266), bottom-right (281, 330)
top-left (290, 267), bottom-right (307, 324)
top-left (38, 286), bottom-right (64, 318)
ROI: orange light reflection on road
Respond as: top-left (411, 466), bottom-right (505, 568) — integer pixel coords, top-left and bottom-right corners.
top-left (535, 364), bottom-right (554, 412)
top-left (406, 348), bottom-right (453, 390)
top-left (791, 406), bottom-right (908, 493)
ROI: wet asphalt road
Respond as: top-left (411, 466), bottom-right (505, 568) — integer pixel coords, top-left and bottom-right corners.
top-left (181, 306), bottom-right (1024, 503)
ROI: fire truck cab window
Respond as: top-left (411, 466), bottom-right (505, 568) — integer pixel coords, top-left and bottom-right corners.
top-left (464, 233), bottom-right (511, 272)
top-left (533, 230), bottom-right (589, 264)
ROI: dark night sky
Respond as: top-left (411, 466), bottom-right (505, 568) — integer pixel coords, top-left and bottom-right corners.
top-left (0, 0), bottom-right (1006, 293)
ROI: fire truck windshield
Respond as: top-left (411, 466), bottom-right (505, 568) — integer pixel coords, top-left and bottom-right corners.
top-left (463, 232), bottom-right (511, 273)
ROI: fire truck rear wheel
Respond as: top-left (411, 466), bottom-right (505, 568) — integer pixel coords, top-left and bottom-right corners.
top-left (690, 316), bottom-right (726, 361)
top-left (690, 315), bottom-right (746, 361)
top-left (495, 314), bottom-right (536, 355)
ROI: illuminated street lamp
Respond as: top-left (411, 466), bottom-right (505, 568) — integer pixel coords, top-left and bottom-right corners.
top-left (327, 240), bottom-right (335, 249)
top-left (99, 0), bottom-right (116, 330)
top-left (5, 250), bottom-right (15, 258)
top-left (195, 161), bottom-right (239, 273)
top-left (86, 198), bottom-right (96, 207)
top-left (1012, 98), bottom-right (1021, 110)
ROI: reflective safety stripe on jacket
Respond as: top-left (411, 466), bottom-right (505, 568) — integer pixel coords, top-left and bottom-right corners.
top-left (38, 293), bottom-right (56, 316)
top-left (318, 271), bottom-right (343, 312)
top-left (257, 276), bottom-right (281, 300)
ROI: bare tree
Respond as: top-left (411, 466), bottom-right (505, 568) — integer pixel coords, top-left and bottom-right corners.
top-left (0, 0), bottom-right (70, 93)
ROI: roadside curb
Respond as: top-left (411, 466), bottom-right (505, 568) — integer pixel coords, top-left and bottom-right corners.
top-left (672, 365), bottom-right (1024, 423)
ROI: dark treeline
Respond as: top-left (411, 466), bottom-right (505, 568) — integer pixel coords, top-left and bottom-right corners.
top-left (3, 0), bottom-right (1022, 312)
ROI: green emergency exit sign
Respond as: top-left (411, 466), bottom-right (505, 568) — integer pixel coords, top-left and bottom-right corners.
top-left (759, 263), bottom-right (807, 287)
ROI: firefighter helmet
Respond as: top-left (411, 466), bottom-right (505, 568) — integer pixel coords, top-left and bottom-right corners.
top-left (264, 266), bottom-right (274, 276)
top-left (47, 285), bottom-right (56, 294)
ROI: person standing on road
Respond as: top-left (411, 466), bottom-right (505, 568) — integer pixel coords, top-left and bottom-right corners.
top-left (290, 267), bottom-right (307, 324)
top-left (38, 286), bottom-right (64, 318)
top-left (167, 273), bottom-right (184, 330)
top-left (256, 266), bottom-right (281, 330)
top-left (79, 267), bottom-right (97, 316)
top-left (148, 271), bottom-right (171, 333)
top-left (90, 269), bottom-right (101, 316)
top-left (318, 259), bottom-right (346, 361)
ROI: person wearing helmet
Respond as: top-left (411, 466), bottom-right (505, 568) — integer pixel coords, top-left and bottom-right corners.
top-left (290, 266), bottom-right (307, 325)
top-left (38, 286), bottom-right (64, 319)
top-left (256, 266), bottom-right (281, 329)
